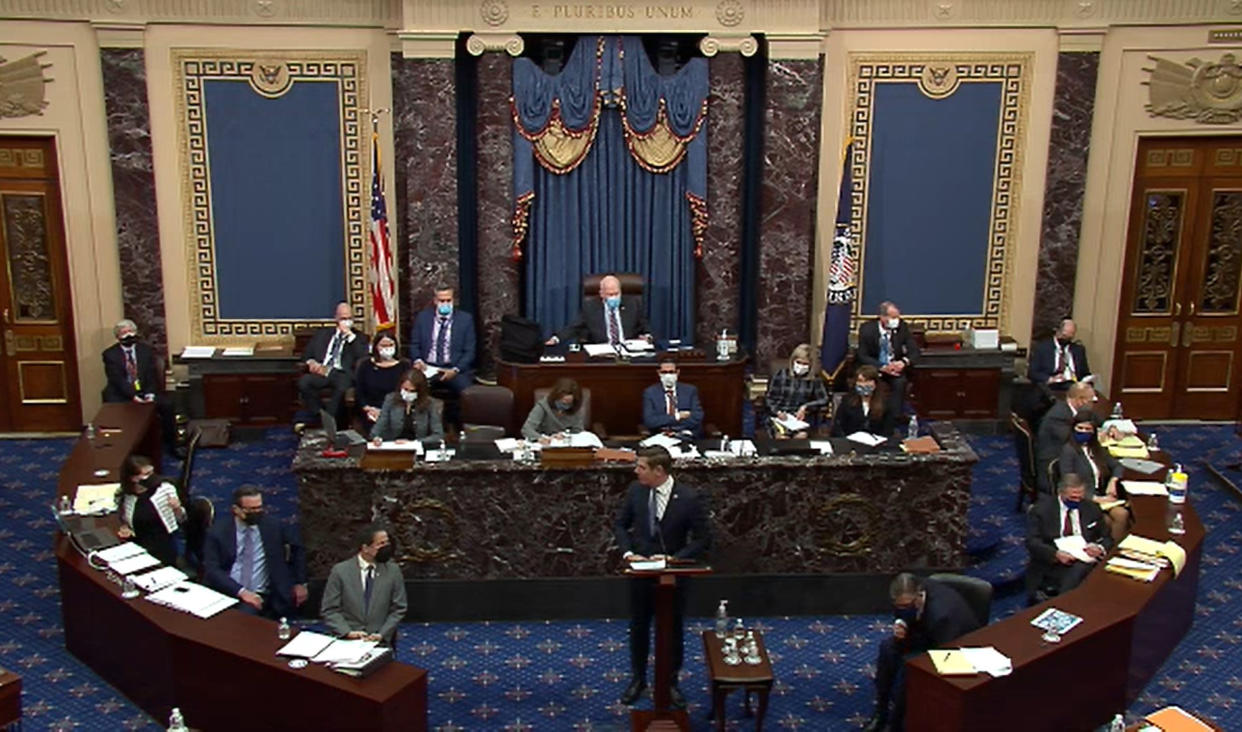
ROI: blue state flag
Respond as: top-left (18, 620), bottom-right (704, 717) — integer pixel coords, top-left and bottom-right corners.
top-left (820, 140), bottom-right (857, 380)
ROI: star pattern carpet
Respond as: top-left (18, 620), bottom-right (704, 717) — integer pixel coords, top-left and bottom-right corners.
top-left (0, 424), bottom-right (1239, 730)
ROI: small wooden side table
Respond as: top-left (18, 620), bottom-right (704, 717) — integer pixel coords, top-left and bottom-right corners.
top-left (701, 631), bottom-right (773, 731)
top-left (0, 668), bottom-right (21, 730)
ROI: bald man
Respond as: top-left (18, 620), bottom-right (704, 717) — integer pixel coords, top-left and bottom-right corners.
top-left (547, 274), bottom-right (653, 346)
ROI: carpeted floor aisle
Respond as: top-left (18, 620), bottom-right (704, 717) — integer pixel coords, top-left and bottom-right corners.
top-left (1, 424), bottom-right (1239, 730)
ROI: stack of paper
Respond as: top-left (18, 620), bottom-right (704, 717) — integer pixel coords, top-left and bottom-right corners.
top-left (1101, 433), bottom-right (1145, 449)
top-left (629, 558), bottom-right (667, 572)
top-left (368, 439), bottom-right (424, 453)
top-left (1053, 535), bottom-right (1097, 563)
top-left (311, 638), bottom-right (377, 665)
top-left (494, 438), bottom-right (520, 452)
top-left (277, 630), bottom-right (337, 658)
top-left (1118, 458), bottom-right (1165, 474)
top-left (846, 432), bottom-right (887, 447)
top-left (131, 566), bottom-right (188, 592)
top-left (1101, 418), bottom-right (1138, 434)
top-left (74, 483), bottom-right (120, 514)
top-left (1105, 556), bottom-right (1161, 582)
top-left (149, 483), bottom-right (181, 534)
top-left (1119, 534), bottom-right (1186, 577)
top-left (95, 542), bottom-right (147, 565)
top-left (930, 647), bottom-right (1013, 677)
top-left (583, 343), bottom-right (618, 358)
top-left (622, 339), bottom-right (653, 352)
top-left (179, 346), bottom-right (217, 359)
top-left (145, 581), bottom-right (238, 618)
top-left (640, 433), bottom-right (682, 449)
top-left (774, 414), bottom-right (810, 432)
top-left (538, 355), bottom-right (566, 363)
top-left (108, 551), bottom-right (162, 576)
top-left (1108, 444), bottom-right (1150, 459)
top-left (667, 444), bottom-right (700, 460)
top-left (809, 440), bottom-right (834, 455)
top-left (221, 345), bottom-right (255, 357)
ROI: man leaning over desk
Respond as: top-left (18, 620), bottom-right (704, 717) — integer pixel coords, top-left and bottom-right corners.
top-left (320, 524), bottom-right (407, 646)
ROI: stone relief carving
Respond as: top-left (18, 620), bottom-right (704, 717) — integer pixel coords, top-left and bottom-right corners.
top-left (1145, 53), bottom-right (1242, 124)
top-left (0, 52), bottom-right (52, 118)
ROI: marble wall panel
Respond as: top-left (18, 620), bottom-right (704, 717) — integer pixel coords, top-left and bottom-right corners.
top-left (696, 54), bottom-right (745, 348)
top-left (391, 55), bottom-right (460, 331)
top-left (101, 49), bottom-right (167, 356)
top-left (475, 53), bottom-right (519, 373)
top-left (756, 58), bottom-right (823, 370)
top-left (1031, 52), bottom-right (1100, 341)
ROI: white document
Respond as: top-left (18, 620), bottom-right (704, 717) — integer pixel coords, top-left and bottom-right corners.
top-left (150, 483), bottom-right (181, 534)
top-left (583, 343), bottom-right (618, 357)
top-left (312, 638), bottom-right (378, 665)
top-left (146, 581), bottom-right (238, 618)
top-left (809, 440), bottom-right (834, 455)
top-left (959, 647), bottom-right (1012, 677)
top-left (640, 433), bottom-right (683, 449)
top-left (728, 439), bottom-right (757, 457)
top-left (494, 438), bottom-right (520, 452)
top-left (108, 551), bottom-right (162, 575)
top-left (277, 630), bottom-right (338, 658)
top-left (180, 346), bottom-right (217, 359)
top-left (1122, 480), bottom-right (1169, 496)
top-left (368, 439), bottom-right (424, 453)
top-left (567, 431), bottom-right (604, 448)
top-left (538, 355), bottom-right (565, 363)
top-left (131, 566), bottom-right (188, 593)
top-left (74, 483), bottom-right (120, 515)
top-left (221, 346), bottom-right (254, 357)
top-left (629, 558), bottom-right (667, 572)
top-left (622, 338), bottom-right (653, 352)
top-left (1054, 535), bottom-right (1097, 563)
top-left (95, 542), bottom-right (146, 563)
top-left (1101, 418), bottom-right (1138, 434)
top-left (775, 414), bottom-right (810, 432)
top-left (847, 431), bottom-right (887, 447)
top-left (1107, 556), bottom-right (1160, 572)
top-left (420, 364), bottom-right (441, 380)
top-left (667, 444), bottom-right (700, 460)
top-left (425, 448), bottom-right (455, 463)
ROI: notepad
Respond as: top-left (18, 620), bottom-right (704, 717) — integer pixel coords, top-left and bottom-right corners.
top-left (929, 649), bottom-right (976, 675)
top-left (277, 630), bottom-right (337, 659)
top-left (1118, 534), bottom-right (1186, 577)
top-left (1109, 444), bottom-right (1151, 459)
top-left (1121, 480), bottom-right (1168, 496)
top-left (179, 346), bottom-right (216, 359)
top-left (73, 483), bottom-right (119, 515)
top-left (1145, 705), bottom-right (1214, 732)
top-left (846, 431), bottom-right (887, 447)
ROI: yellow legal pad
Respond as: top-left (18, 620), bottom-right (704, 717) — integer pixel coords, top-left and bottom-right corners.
top-left (1118, 534), bottom-right (1187, 577)
top-left (929, 650), bottom-right (976, 675)
top-left (1108, 444), bottom-right (1150, 459)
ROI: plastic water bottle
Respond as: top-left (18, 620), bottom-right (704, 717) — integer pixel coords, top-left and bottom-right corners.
top-left (277, 616), bottom-right (291, 640)
top-left (85, 422), bottom-right (96, 440)
top-left (58, 495), bottom-right (71, 514)
top-left (720, 435), bottom-right (730, 454)
top-left (1107, 713), bottom-right (1124, 732)
top-left (1111, 402), bottom-right (1124, 419)
top-left (168, 708), bottom-right (188, 732)
top-left (1146, 432), bottom-right (1159, 451)
top-left (715, 600), bottom-right (729, 638)
top-left (907, 414), bottom-right (919, 440)
top-left (732, 617), bottom-right (745, 641)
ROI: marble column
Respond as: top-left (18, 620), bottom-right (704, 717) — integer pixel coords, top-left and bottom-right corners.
top-left (391, 54), bottom-right (459, 329)
top-left (756, 57), bottom-right (823, 370)
top-left (475, 53), bottom-right (518, 373)
top-left (696, 53), bottom-right (745, 349)
top-left (1030, 52), bottom-right (1100, 340)
top-left (101, 49), bottom-right (167, 356)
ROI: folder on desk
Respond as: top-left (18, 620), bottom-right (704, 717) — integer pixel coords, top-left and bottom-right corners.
top-left (929, 649), bottom-right (976, 675)
top-left (1119, 534), bottom-right (1186, 577)
top-left (1108, 444), bottom-right (1150, 459)
top-left (1145, 705), bottom-right (1214, 731)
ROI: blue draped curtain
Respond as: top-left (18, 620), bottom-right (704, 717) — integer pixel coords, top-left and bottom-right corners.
top-left (512, 36), bottom-right (708, 343)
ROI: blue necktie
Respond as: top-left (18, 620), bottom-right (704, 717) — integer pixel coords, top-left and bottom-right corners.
top-left (648, 490), bottom-right (658, 538)
top-left (325, 332), bottom-right (342, 371)
top-left (435, 318), bottom-right (449, 364)
top-left (880, 331), bottom-right (891, 366)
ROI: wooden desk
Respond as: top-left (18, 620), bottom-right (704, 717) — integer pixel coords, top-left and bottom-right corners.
top-left (57, 404), bottom-right (428, 731)
top-left (0, 669), bottom-right (19, 730)
top-left (497, 353), bottom-right (747, 436)
top-left (904, 492), bottom-right (1203, 732)
top-left (175, 351), bottom-right (302, 426)
top-left (912, 346), bottom-right (1019, 423)
top-left (702, 631), bottom-right (773, 731)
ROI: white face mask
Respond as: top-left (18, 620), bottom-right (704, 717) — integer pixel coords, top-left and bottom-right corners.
top-left (886, 317), bottom-right (900, 331)
top-left (339, 318), bottom-right (354, 331)
top-left (659, 373), bottom-right (678, 389)
top-left (792, 362), bottom-right (810, 377)
top-left (378, 347), bottom-right (396, 360)
top-left (400, 389), bottom-right (417, 403)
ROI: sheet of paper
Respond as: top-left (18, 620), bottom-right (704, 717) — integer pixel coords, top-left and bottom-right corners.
top-left (495, 438), bottom-right (520, 452)
top-left (151, 483), bottom-right (180, 534)
top-left (277, 630), bottom-right (338, 658)
top-left (368, 439), bottom-right (424, 453)
top-left (1159, 540), bottom-right (1187, 577)
top-left (146, 581), bottom-right (238, 618)
top-left (958, 647), bottom-right (1012, 677)
top-left (180, 346), bottom-right (217, 359)
top-left (1054, 535), bottom-right (1097, 563)
top-left (728, 440), bottom-right (757, 457)
top-left (846, 431), bottom-right (887, 447)
top-left (809, 440), bottom-right (834, 455)
top-left (775, 415), bottom-right (810, 432)
top-left (929, 649), bottom-right (976, 675)
top-left (1118, 458), bottom-right (1164, 474)
top-left (1122, 480), bottom-right (1168, 496)
top-left (420, 364), bottom-right (441, 380)
top-left (312, 638), bottom-right (377, 665)
top-left (1145, 706), bottom-right (1214, 732)
top-left (1101, 418), bottom-right (1138, 434)
top-left (221, 346), bottom-right (254, 357)
top-left (668, 444), bottom-right (700, 460)
top-left (424, 448), bottom-right (454, 463)
top-left (629, 558), bottom-right (667, 572)
top-left (1119, 534), bottom-right (1167, 555)
top-left (622, 338), bottom-right (653, 352)
top-left (1108, 444), bottom-right (1150, 459)
top-left (74, 483), bottom-right (120, 514)
top-left (1105, 562), bottom-right (1160, 582)
top-left (567, 431), bottom-right (603, 449)
top-left (583, 343), bottom-right (617, 358)
top-left (95, 541), bottom-right (147, 563)
top-left (640, 433), bottom-right (682, 448)
top-left (108, 552), bottom-right (162, 575)
top-left (131, 565), bottom-right (188, 593)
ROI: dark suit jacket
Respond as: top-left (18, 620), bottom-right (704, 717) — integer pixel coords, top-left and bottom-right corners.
top-left (320, 556), bottom-right (407, 643)
top-left (557, 296), bottom-right (651, 344)
top-left (409, 308), bottom-right (477, 374)
top-left (1025, 494), bottom-right (1111, 593)
top-left (1059, 443), bottom-right (1121, 496)
top-left (203, 515), bottom-right (307, 617)
top-left (1028, 338), bottom-right (1091, 385)
top-left (370, 393), bottom-right (445, 444)
top-left (642, 382), bottom-right (704, 437)
top-left (613, 480), bottom-right (710, 560)
top-left (906, 579), bottom-right (982, 654)
top-left (857, 319), bottom-right (920, 369)
top-left (102, 342), bottom-right (162, 401)
top-left (1035, 400), bottom-right (1102, 489)
top-left (302, 327), bottom-right (368, 378)
top-left (830, 395), bottom-right (895, 438)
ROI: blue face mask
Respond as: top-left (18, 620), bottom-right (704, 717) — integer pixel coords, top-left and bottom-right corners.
top-left (1073, 430), bottom-right (1092, 444)
top-left (856, 383), bottom-right (875, 396)
top-left (1062, 498), bottom-right (1080, 511)
top-left (605, 296), bottom-right (621, 310)
top-left (437, 302), bottom-right (453, 317)
top-left (893, 606), bottom-right (918, 626)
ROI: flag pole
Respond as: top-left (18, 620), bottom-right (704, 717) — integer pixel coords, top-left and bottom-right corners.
top-left (365, 106), bottom-right (397, 336)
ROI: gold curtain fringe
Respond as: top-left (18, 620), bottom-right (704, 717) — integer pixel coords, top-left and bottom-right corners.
top-left (686, 191), bottom-right (708, 259)
top-left (511, 190), bottom-right (535, 261)
top-left (619, 97), bottom-right (709, 173)
top-left (510, 97), bottom-right (604, 175)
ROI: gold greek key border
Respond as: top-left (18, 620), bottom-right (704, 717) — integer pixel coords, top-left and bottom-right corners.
top-left (847, 53), bottom-right (1032, 334)
top-left (173, 49), bottom-right (368, 341)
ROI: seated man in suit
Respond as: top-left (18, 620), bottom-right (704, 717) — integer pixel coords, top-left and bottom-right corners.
top-left (203, 485), bottom-right (308, 619)
top-left (1025, 473), bottom-right (1110, 600)
top-left (1034, 381), bottom-right (1098, 492)
top-left (546, 274), bottom-right (652, 346)
top-left (856, 301), bottom-right (919, 417)
top-left (296, 302), bottom-right (368, 431)
top-left (866, 573), bottom-right (980, 732)
top-left (409, 285), bottom-right (476, 395)
top-left (642, 358), bottom-right (704, 438)
top-left (320, 524), bottom-right (407, 646)
top-left (1028, 318), bottom-right (1092, 389)
top-left (102, 318), bottom-right (178, 454)
top-left (613, 446), bottom-right (711, 710)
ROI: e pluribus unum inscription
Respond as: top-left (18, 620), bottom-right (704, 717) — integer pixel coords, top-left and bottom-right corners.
top-left (530, 3), bottom-right (695, 19)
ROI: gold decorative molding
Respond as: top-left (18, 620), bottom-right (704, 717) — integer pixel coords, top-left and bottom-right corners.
top-left (698, 34), bottom-right (759, 57)
top-left (464, 32), bottom-right (524, 56)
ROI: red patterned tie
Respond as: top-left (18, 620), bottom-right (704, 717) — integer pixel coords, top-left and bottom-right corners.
top-left (125, 349), bottom-right (138, 382)
top-left (608, 310), bottom-right (620, 346)
top-left (1062, 509), bottom-right (1074, 538)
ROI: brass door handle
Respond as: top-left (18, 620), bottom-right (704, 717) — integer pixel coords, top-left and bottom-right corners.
top-left (1183, 322), bottom-right (1194, 347)
top-left (1170, 321), bottom-right (1180, 347)
top-left (1174, 303), bottom-right (1181, 316)
top-left (1189, 302), bottom-right (1196, 316)
top-left (3, 329), bottom-right (12, 357)
top-left (2, 308), bottom-right (8, 324)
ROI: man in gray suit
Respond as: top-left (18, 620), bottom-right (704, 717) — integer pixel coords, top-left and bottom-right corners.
top-left (320, 524), bottom-right (407, 645)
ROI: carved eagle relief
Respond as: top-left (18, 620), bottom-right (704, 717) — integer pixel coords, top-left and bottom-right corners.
top-left (0, 52), bottom-right (52, 118)
top-left (1144, 53), bottom-right (1242, 125)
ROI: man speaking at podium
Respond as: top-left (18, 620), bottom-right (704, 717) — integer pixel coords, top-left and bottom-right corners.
top-left (613, 446), bottom-right (711, 709)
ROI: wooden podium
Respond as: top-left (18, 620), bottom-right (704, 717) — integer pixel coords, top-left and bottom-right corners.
top-left (625, 561), bottom-right (712, 731)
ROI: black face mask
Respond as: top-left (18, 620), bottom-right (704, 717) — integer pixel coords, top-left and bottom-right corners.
top-left (140, 475), bottom-right (160, 490)
top-left (120, 334), bottom-right (137, 346)
top-left (240, 510), bottom-right (264, 526)
top-left (1057, 337), bottom-right (1072, 347)
top-left (374, 545), bottom-right (395, 563)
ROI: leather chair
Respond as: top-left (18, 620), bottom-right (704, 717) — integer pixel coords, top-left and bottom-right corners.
top-left (1010, 413), bottom-right (1039, 512)
top-left (184, 495), bottom-right (215, 578)
top-left (460, 385), bottom-right (515, 437)
top-left (175, 427), bottom-right (203, 505)
top-left (928, 572), bottom-right (993, 629)
top-left (582, 272), bottom-right (644, 302)
top-left (532, 387), bottom-right (605, 437)
top-left (1047, 457), bottom-right (1061, 494)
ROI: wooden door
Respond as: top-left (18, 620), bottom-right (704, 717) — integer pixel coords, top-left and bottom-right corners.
top-left (1112, 137), bottom-right (1242, 419)
top-left (0, 137), bottom-right (81, 431)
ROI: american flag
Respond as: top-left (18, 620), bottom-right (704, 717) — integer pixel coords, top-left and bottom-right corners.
top-left (369, 131), bottom-right (397, 330)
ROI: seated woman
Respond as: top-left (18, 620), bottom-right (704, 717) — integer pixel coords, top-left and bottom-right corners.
top-left (1059, 408), bottom-right (1129, 543)
top-left (117, 454), bottom-right (186, 567)
top-left (766, 343), bottom-right (829, 439)
top-left (831, 365), bottom-right (894, 438)
top-left (370, 369), bottom-right (445, 445)
top-left (355, 330), bottom-right (407, 425)
top-left (522, 377), bottom-right (587, 443)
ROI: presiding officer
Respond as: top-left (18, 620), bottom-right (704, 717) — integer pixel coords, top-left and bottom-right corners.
top-left (320, 524), bottom-right (407, 645)
top-left (613, 446), bottom-right (710, 710)
top-left (546, 274), bottom-right (652, 346)
top-left (203, 485), bottom-right (308, 619)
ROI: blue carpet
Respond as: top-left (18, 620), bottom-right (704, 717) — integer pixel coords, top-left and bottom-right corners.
top-left (2, 424), bottom-right (1240, 730)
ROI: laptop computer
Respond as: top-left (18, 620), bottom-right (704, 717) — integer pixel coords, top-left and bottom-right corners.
top-left (53, 509), bottom-right (121, 552)
top-left (321, 409), bottom-right (366, 449)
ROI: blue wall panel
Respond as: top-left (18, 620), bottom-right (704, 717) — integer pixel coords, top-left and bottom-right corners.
top-left (204, 79), bottom-right (345, 320)
top-left (861, 81), bottom-right (1001, 316)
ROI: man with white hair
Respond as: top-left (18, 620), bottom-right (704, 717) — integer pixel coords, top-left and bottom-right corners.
top-left (546, 274), bottom-right (652, 346)
top-left (102, 318), bottom-right (177, 453)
